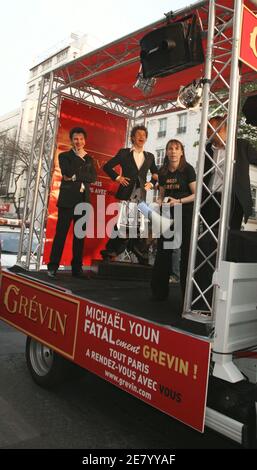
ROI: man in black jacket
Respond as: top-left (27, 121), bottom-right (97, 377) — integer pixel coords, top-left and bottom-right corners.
top-left (48, 127), bottom-right (97, 278)
top-left (101, 125), bottom-right (158, 264)
top-left (194, 115), bottom-right (257, 310)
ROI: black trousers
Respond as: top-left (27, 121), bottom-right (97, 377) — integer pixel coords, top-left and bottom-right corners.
top-left (48, 207), bottom-right (86, 272)
top-left (193, 194), bottom-right (243, 310)
top-left (151, 206), bottom-right (193, 300)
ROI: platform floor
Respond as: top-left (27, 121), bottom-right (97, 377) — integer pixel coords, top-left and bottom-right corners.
top-left (7, 265), bottom-right (210, 338)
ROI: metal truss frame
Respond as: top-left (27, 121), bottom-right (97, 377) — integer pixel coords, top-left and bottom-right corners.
top-left (17, 0), bottom-right (246, 292)
top-left (55, 47), bottom-right (139, 96)
top-left (17, 72), bottom-right (60, 269)
top-left (183, 0), bottom-right (244, 323)
top-left (56, 83), bottom-right (182, 120)
top-left (61, 87), bottom-right (134, 118)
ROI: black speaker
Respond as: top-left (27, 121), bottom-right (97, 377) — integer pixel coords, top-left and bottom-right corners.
top-left (140, 16), bottom-right (204, 79)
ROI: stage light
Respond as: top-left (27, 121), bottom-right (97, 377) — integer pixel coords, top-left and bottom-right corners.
top-left (134, 66), bottom-right (157, 95)
top-left (177, 78), bottom-right (203, 110)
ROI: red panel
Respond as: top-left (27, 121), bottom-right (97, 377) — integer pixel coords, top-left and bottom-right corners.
top-left (89, 61), bottom-right (207, 104)
top-left (0, 272), bottom-right (79, 360)
top-left (0, 271), bottom-right (211, 432)
top-left (74, 299), bottom-right (211, 432)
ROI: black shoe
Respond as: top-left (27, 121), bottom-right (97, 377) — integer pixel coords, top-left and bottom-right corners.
top-left (47, 270), bottom-right (57, 278)
top-left (72, 269), bottom-right (89, 279)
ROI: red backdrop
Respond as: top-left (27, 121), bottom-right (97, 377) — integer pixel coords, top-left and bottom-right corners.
top-left (43, 98), bottom-right (127, 265)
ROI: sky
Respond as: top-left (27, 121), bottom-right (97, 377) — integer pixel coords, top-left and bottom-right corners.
top-left (0, 0), bottom-right (190, 115)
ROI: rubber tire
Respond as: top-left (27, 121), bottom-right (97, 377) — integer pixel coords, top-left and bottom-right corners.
top-left (25, 336), bottom-right (71, 388)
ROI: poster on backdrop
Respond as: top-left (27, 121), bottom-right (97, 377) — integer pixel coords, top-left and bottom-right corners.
top-left (43, 98), bottom-right (127, 265)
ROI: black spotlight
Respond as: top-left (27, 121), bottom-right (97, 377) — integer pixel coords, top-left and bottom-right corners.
top-left (140, 15), bottom-right (204, 79)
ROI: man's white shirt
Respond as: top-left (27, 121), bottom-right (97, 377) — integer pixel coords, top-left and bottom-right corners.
top-left (132, 147), bottom-right (145, 169)
top-left (208, 146), bottom-right (225, 193)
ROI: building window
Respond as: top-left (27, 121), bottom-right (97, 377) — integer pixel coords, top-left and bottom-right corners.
top-left (157, 118), bottom-right (167, 138)
top-left (250, 186), bottom-right (257, 219)
top-left (177, 113), bottom-right (187, 134)
top-left (42, 58), bottom-right (52, 71)
top-left (28, 84), bottom-right (35, 94)
top-left (56, 49), bottom-right (68, 63)
top-left (156, 148), bottom-right (165, 167)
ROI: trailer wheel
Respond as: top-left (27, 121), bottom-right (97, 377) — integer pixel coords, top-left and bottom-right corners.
top-left (25, 337), bottom-right (69, 388)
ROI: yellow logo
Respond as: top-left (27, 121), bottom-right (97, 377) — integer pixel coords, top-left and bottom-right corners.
top-left (250, 26), bottom-right (257, 57)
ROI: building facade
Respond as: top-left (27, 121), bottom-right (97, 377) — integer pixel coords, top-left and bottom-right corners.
top-left (0, 33), bottom-right (98, 218)
top-left (0, 108), bottom-right (22, 216)
top-left (145, 108), bottom-right (201, 169)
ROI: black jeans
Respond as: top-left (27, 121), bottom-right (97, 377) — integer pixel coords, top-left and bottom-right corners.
top-left (151, 206), bottom-right (193, 300)
top-left (48, 207), bottom-right (86, 272)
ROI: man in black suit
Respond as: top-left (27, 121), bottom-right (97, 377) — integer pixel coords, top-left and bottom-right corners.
top-left (194, 115), bottom-right (257, 310)
top-left (48, 127), bottom-right (97, 278)
top-left (202, 116), bottom-right (257, 228)
top-left (101, 125), bottom-right (158, 264)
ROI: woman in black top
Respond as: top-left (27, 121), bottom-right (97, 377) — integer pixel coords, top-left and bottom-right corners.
top-left (151, 139), bottom-right (196, 303)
